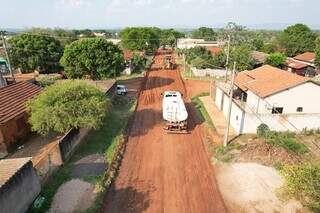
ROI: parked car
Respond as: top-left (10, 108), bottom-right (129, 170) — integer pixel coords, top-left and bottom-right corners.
top-left (116, 85), bottom-right (128, 95)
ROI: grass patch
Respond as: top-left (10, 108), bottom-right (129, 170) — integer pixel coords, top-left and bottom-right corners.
top-left (191, 92), bottom-right (215, 131)
top-left (213, 142), bottom-right (246, 163)
top-left (279, 163), bottom-right (320, 211)
top-left (263, 131), bottom-right (309, 155)
top-left (30, 97), bottom-right (136, 212)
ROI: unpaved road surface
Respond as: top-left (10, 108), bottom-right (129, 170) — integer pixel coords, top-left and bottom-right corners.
top-left (102, 51), bottom-right (226, 213)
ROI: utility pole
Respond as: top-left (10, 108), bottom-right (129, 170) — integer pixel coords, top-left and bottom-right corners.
top-left (223, 62), bottom-right (236, 147)
top-left (1, 31), bottom-right (15, 81)
top-left (224, 35), bottom-right (231, 82)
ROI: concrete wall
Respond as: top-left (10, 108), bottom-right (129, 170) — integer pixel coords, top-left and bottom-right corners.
top-left (191, 67), bottom-right (226, 78)
top-left (0, 161), bottom-right (40, 213)
top-left (32, 141), bottom-right (63, 184)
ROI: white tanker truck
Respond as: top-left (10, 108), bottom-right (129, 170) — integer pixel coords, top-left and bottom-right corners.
top-left (162, 91), bottom-right (188, 133)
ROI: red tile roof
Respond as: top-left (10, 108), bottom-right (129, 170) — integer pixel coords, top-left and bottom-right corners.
top-left (122, 48), bottom-right (144, 61)
top-left (293, 52), bottom-right (315, 63)
top-left (235, 65), bottom-right (311, 98)
top-left (286, 58), bottom-right (309, 70)
top-left (205, 46), bottom-right (221, 55)
top-left (0, 81), bottom-right (42, 124)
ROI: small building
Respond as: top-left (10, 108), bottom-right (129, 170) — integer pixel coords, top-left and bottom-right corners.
top-left (121, 48), bottom-right (144, 75)
top-left (215, 65), bottom-right (320, 134)
top-left (285, 58), bottom-right (315, 77)
top-left (293, 52), bottom-right (316, 64)
top-left (0, 81), bottom-right (42, 157)
top-left (0, 158), bottom-right (40, 213)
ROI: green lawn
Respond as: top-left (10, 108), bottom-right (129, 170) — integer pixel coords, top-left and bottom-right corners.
top-left (30, 96), bottom-right (137, 213)
top-left (191, 93), bottom-right (215, 131)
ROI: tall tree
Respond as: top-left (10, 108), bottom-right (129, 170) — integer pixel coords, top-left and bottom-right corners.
top-left (60, 38), bottom-right (125, 79)
top-left (229, 44), bottom-right (253, 71)
top-left (160, 29), bottom-right (185, 48)
top-left (27, 80), bottom-right (108, 135)
top-left (279, 24), bottom-right (316, 56)
top-left (27, 28), bottom-right (77, 46)
top-left (9, 33), bottom-right (63, 73)
top-left (120, 27), bottom-right (160, 52)
top-left (192, 27), bottom-right (217, 41)
top-left (315, 37), bottom-right (320, 68)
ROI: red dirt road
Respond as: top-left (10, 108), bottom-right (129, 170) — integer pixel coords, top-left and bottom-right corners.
top-left (102, 52), bottom-right (226, 213)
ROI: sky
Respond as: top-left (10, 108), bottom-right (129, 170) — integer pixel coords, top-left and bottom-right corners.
top-left (0, 0), bottom-right (319, 29)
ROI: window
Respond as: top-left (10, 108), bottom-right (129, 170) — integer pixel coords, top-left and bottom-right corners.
top-left (272, 107), bottom-right (283, 114)
top-left (296, 107), bottom-right (303, 112)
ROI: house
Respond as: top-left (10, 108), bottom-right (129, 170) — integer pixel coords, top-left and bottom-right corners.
top-left (121, 48), bottom-right (144, 75)
top-left (285, 52), bottom-right (317, 77)
top-left (215, 65), bottom-right (320, 134)
top-left (0, 158), bottom-right (40, 213)
top-left (0, 81), bottom-right (42, 157)
top-left (285, 58), bottom-right (315, 76)
top-left (293, 52), bottom-right (316, 64)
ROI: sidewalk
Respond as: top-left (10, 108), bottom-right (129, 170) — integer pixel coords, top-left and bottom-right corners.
top-left (199, 96), bottom-right (236, 136)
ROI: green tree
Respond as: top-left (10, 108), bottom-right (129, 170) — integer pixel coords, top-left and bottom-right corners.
top-left (315, 36), bottom-right (320, 68)
top-left (229, 44), bottom-right (253, 71)
top-left (131, 54), bottom-right (147, 72)
top-left (192, 27), bottom-right (217, 41)
top-left (251, 37), bottom-right (264, 51)
top-left (27, 80), bottom-right (108, 135)
top-left (185, 46), bottom-right (213, 65)
top-left (160, 29), bottom-right (185, 48)
top-left (60, 38), bottom-right (125, 79)
top-left (279, 24), bottom-right (316, 56)
top-left (27, 28), bottom-right (77, 46)
top-left (120, 27), bottom-right (160, 52)
top-left (265, 52), bottom-right (287, 68)
top-left (9, 33), bottom-right (63, 73)
top-left (73, 29), bottom-right (95, 37)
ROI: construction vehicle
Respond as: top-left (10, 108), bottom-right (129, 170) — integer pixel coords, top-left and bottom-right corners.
top-left (163, 55), bottom-right (174, 70)
top-left (162, 91), bottom-right (188, 133)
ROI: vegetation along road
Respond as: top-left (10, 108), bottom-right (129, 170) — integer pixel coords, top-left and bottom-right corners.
top-left (102, 51), bottom-right (226, 212)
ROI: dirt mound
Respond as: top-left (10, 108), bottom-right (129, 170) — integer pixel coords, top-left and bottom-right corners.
top-left (72, 154), bottom-right (106, 178)
top-left (238, 141), bottom-right (303, 166)
top-left (215, 163), bottom-right (303, 213)
top-left (50, 179), bottom-right (96, 212)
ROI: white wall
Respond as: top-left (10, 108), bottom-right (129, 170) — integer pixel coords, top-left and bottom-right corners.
top-left (215, 87), bottom-right (223, 110)
top-left (245, 82), bottom-right (320, 114)
top-left (243, 113), bottom-right (320, 133)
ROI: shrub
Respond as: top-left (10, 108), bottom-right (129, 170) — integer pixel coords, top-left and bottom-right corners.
top-left (36, 75), bottom-right (63, 87)
top-left (257, 123), bottom-right (270, 138)
top-left (280, 164), bottom-right (320, 211)
top-left (265, 131), bottom-right (308, 155)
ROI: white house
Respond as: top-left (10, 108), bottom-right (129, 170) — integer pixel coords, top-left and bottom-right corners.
top-left (215, 65), bottom-right (320, 134)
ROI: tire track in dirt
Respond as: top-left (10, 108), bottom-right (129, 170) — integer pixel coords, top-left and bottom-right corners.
top-left (102, 51), bottom-right (227, 213)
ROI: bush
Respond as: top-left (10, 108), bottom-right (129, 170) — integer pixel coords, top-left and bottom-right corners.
top-left (36, 75), bottom-right (63, 87)
top-left (280, 164), bottom-right (320, 211)
top-left (265, 131), bottom-right (308, 155)
top-left (257, 123), bottom-right (270, 138)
